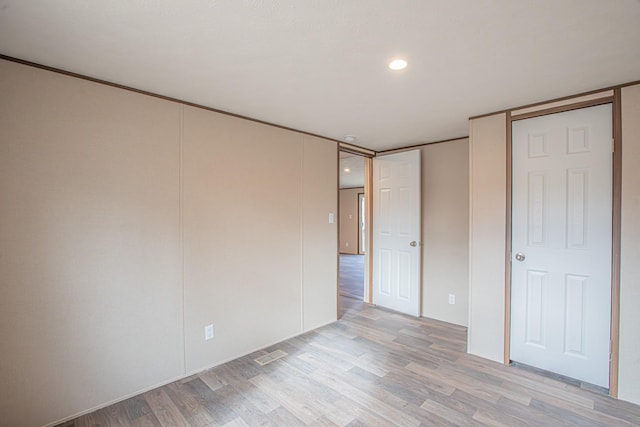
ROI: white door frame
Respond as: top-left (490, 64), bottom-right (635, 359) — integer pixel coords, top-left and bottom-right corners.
top-left (504, 93), bottom-right (623, 397)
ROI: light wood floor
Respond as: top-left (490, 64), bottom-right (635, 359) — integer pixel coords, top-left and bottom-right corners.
top-left (57, 297), bottom-right (640, 426)
top-left (339, 254), bottom-right (364, 300)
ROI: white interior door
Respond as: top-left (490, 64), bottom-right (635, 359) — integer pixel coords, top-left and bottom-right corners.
top-left (510, 104), bottom-right (612, 388)
top-left (372, 150), bottom-right (421, 316)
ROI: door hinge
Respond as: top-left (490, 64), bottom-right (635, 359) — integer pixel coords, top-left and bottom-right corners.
top-left (612, 138), bottom-right (615, 153)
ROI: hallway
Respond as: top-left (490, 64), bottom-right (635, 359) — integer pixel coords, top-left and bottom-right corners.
top-left (339, 254), bottom-right (364, 300)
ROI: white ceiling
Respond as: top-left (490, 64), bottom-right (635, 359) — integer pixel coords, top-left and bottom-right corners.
top-left (1, 1), bottom-right (639, 151)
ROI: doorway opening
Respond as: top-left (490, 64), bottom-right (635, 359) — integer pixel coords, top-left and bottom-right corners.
top-left (339, 152), bottom-right (368, 303)
top-left (359, 193), bottom-right (366, 255)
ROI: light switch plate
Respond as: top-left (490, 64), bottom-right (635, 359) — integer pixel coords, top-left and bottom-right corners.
top-left (205, 324), bottom-right (214, 340)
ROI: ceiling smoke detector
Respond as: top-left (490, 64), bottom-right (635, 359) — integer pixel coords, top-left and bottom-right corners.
top-left (343, 135), bottom-right (356, 143)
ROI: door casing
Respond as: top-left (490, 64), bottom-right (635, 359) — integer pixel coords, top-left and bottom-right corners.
top-left (504, 93), bottom-right (622, 397)
top-left (509, 104), bottom-right (613, 387)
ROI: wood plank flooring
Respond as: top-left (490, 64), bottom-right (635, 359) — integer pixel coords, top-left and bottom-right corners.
top-left (339, 254), bottom-right (364, 300)
top-left (57, 297), bottom-right (640, 426)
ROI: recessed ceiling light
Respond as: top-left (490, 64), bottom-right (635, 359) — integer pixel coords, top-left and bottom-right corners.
top-left (344, 168), bottom-right (351, 173)
top-left (389, 59), bottom-right (407, 70)
top-left (344, 135), bottom-right (356, 143)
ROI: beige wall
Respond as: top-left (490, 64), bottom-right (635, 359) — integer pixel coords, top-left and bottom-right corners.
top-left (467, 113), bottom-right (507, 362)
top-left (339, 187), bottom-right (363, 254)
top-left (183, 107), bottom-right (303, 373)
top-left (420, 139), bottom-right (469, 326)
top-left (619, 84), bottom-right (640, 403)
top-left (0, 60), bottom-right (185, 427)
top-left (0, 59), bottom-right (338, 426)
top-left (302, 136), bottom-right (339, 331)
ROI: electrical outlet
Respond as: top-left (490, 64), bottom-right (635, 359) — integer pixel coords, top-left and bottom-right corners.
top-left (448, 294), bottom-right (455, 305)
top-left (205, 324), bottom-right (214, 340)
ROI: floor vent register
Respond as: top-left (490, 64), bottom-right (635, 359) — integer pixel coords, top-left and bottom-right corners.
top-left (254, 349), bottom-right (288, 366)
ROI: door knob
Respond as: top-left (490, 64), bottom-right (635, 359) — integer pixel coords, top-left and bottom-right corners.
top-left (515, 252), bottom-right (525, 262)
top-left (410, 241), bottom-right (417, 247)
